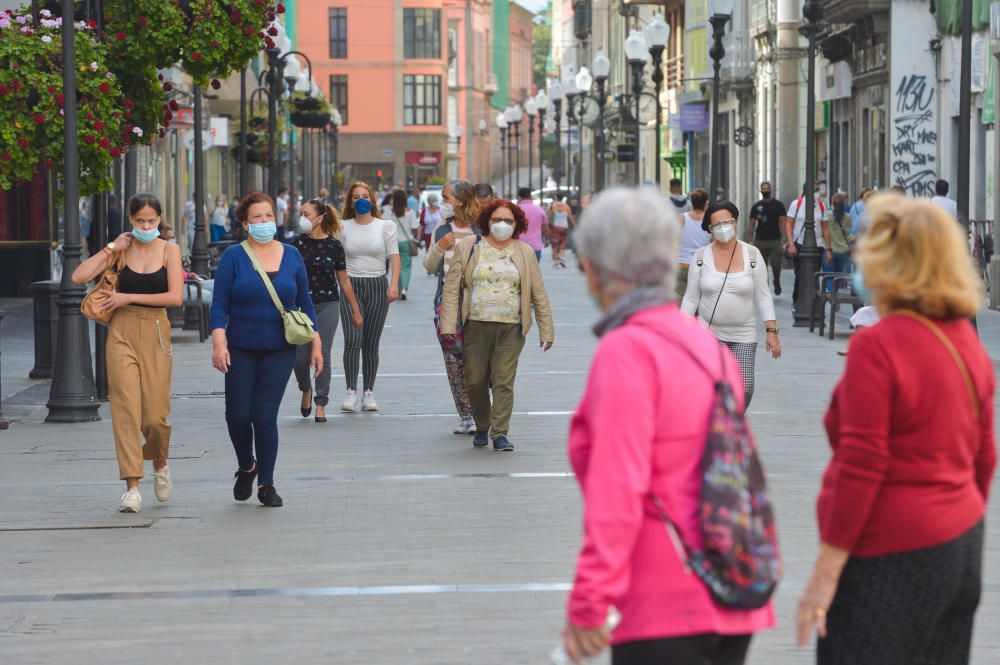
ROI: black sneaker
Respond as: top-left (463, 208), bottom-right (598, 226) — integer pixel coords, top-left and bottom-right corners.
top-left (233, 463), bottom-right (257, 501)
top-left (493, 436), bottom-right (514, 452)
top-left (257, 484), bottom-right (283, 507)
top-left (473, 431), bottom-right (489, 448)
top-left (774, 281), bottom-right (782, 296)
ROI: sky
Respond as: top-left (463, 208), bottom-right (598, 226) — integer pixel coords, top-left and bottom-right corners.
top-left (516, 0), bottom-right (549, 16)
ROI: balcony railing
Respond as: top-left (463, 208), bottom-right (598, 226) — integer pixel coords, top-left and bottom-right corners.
top-left (721, 30), bottom-right (755, 83)
top-left (664, 54), bottom-right (685, 91)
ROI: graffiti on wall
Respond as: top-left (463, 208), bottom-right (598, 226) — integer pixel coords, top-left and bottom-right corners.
top-left (891, 74), bottom-right (937, 197)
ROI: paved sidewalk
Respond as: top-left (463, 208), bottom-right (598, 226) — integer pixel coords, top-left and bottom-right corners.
top-left (1, 258), bottom-right (999, 665)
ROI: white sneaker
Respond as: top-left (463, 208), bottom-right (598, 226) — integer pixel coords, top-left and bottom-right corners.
top-left (152, 465), bottom-right (173, 502)
top-left (341, 389), bottom-right (359, 412)
top-left (362, 390), bottom-right (379, 412)
top-left (120, 488), bottom-right (142, 513)
top-left (453, 417), bottom-right (476, 434)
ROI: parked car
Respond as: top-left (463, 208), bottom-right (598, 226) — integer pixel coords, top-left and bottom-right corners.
top-left (418, 185), bottom-right (445, 214)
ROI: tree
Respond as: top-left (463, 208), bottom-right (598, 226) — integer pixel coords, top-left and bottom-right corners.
top-left (532, 10), bottom-right (551, 91)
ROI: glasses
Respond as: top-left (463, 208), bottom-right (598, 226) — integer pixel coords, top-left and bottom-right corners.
top-left (490, 217), bottom-right (515, 224)
top-left (709, 218), bottom-right (736, 228)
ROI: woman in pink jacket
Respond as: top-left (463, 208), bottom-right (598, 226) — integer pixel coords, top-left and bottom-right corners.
top-left (562, 188), bottom-right (775, 664)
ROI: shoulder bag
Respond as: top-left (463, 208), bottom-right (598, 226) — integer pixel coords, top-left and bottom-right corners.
top-left (81, 249), bottom-right (127, 325)
top-left (896, 310), bottom-right (980, 417)
top-left (241, 241), bottom-right (316, 346)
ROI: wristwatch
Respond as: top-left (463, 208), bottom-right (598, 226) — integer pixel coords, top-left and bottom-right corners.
top-left (765, 327), bottom-right (779, 334)
top-left (105, 242), bottom-right (118, 253)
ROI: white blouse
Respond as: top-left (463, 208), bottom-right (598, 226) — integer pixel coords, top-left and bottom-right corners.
top-left (339, 218), bottom-right (399, 278)
top-left (680, 240), bottom-right (776, 343)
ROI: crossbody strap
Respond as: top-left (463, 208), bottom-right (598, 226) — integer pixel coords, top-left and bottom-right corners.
top-left (241, 241), bottom-right (287, 316)
top-left (895, 310), bottom-right (980, 418)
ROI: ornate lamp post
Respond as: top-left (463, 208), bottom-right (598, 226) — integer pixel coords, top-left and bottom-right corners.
top-left (644, 15), bottom-right (671, 187)
top-left (549, 81), bottom-right (564, 190)
top-left (708, 0), bottom-right (736, 197)
top-left (575, 66), bottom-right (593, 198)
top-left (592, 52), bottom-right (611, 193)
top-left (534, 89), bottom-right (549, 198)
top-left (793, 0), bottom-right (825, 327)
top-left (563, 72), bottom-right (580, 199)
top-left (525, 98), bottom-right (538, 193)
top-left (624, 30), bottom-right (650, 186)
top-left (496, 113), bottom-right (509, 196)
top-left (283, 57), bottom-right (301, 206)
top-left (507, 105), bottom-right (523, 196)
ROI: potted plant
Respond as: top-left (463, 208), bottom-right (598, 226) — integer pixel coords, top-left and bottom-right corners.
top-left (288, 91), bottom-right (332, 129)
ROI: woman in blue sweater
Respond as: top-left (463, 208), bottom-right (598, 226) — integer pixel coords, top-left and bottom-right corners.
top-left (210, 191), bottom-right (321, 507)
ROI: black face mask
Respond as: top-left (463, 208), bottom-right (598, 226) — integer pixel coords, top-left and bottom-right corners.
top-left (761, 190), bottom-right (772, 199)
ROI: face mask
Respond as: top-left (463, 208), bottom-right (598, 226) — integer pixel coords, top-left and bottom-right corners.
top-left (852, 269), bottom-right (870, 301)
top-left (354, 198), bottom-right (372, 215)
top-left (711, 223), bottom-right (736, 243)
top-left (248, 221), bottom-right (277, 243)
top-left (132, 228), bottom-right (160, 244)
top-left (298, 216), bottom-right (313, 234)
top-left (491, 221), bottom-right (514, 241)
top-left (761, 190), bottom-right (772, 199)
top-left (438, 202), bottom-right (455, 218)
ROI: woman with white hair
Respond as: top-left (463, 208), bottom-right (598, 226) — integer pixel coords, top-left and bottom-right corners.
top-left (561, 188), bottom-right (774, 665)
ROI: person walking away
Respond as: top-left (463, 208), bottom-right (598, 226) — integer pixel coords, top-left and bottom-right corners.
top-left (675, 188), bottom-right (712, 299)
top-left (290, 199), bottom-right (363, 423)
top-left (474, 182), bottom-right (495, 204)
top-left (930, 178), bottom-right (959, 219)
top-left (421, 194), bottom-right (443, 252)
top-left (407, 188), bottom-right (421, 213)
top-left (668, 177), bottom-right (692, 214)
top-left (748, 181), bottom-right (787, 295)
top-left (562, 188), bottom-right (775, 665)
top-left (210, 191), bottom-right (321, 508)
top-left (439, 200), bottom-right (554, 452)
top-left (681, 201), bottom-right (781, 406)
top-left (72, 194), bottom-right (184, 512)
top-left (796, 194), bottom-right (995, 664)
top-left (209, 195), bottom-right (230, 242)
top-left (822, 193), bottom-right (853, 275)
top-left (549, 192), bottom-right (576, 268)
top-left (339, 181), bottom-right (401, 412)
top-left (424, 180), bottom-right (481, 434)
top-left (517, 187), bottom-right (547, 262)
top-left (784, 183), bottom-right (827, 306)
top-left (275, 187), bottom-right (290, 238)
top-left (382, 188), bottom-right (418, 301)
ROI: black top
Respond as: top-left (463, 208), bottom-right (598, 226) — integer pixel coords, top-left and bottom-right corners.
top-left (749, 198), bottom-right (787, 241)
top-left (289, 235), bottom-right (347, 303)
top-left (118, 265), bottom-right (167, 307)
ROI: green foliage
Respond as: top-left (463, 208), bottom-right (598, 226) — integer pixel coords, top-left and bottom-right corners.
top-left (181, 0), bottom-right (276, 87)
top-left (532, 12), bottom-right (551, 91)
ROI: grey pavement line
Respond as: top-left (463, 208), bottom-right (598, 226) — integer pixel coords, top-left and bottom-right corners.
top-left (0, 520), bottom-right (157, 532)
top-left (46, 471), bottom-right (577, 487)
top-left (0, 582), bottom-right (574, 605)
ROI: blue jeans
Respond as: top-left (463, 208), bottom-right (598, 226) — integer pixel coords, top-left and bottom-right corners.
top-left (224, 346), bottom-right (296, 486)
top-left (210, 225), bottom-right (227, 242)
top-left (535, 250), bottom-right (542, 262)
top-left (823, 251), bottom-right (853, 292)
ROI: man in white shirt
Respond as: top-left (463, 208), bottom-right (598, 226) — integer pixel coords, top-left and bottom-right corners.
top-left (275, 187), bottom-right (289, 238)
top-left (930, 179), bottom-right (959, 219)
top-left (783, 184), bottom-right (827, 304)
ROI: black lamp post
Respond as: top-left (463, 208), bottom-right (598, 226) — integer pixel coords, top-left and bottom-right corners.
top-left (793, 0), bottom-right (824, 327)
top-left (592, 54), bottom-right (611, 193)
top-left (526, 99), bottom-right (538, 193)
top-left (331, 108), bottom-right (342, 199)
top-left (497, 113), bottom-right (508, 196)
top-left (535, 89), bottom-right (549, 197)
top-left (624, 29), bottom-right (649, 187)
top-left (264, 49), bottom-right (314, 201)
top-left (564, 79), bottom-right (580, 198)
top-left (644, 15), bottom-right (671, 187)
top-left (190, 83), bottom-right (209, 276)
top-left (507, 105), bottom-right (523, 196)
top-left (239, 67), bottom-right (248, 196)
top-left (707, 0), bottom-right (735, 196)
top-left (47, 0), bottom-right (100, 423)
top-left (550, 81), bottom-right (564, 191)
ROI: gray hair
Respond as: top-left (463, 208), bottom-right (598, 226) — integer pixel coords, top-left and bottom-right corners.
top-left (574, 187), bottom-right (680, 297)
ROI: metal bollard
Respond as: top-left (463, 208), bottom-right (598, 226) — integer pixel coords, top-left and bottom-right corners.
top-left (29, 280), bottom-right (61, 379)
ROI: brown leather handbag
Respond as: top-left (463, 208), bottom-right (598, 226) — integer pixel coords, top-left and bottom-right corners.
top-left (80, 250), bottom-right (126, 325)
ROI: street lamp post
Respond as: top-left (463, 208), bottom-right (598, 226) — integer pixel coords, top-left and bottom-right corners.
top-left (564, 87), bottom-right (579, 200)
top-left (190, 83), bottom-right (209, 276)
top-left (240, 67), bottom-right (248, 196)
top-left (575, 66), bottom-right (593, 198)
top-left (331, 109), bottom-right (342, 199)
top-left (644, 15), bottom-right (671, 187)
top-left (624, 30), bottom-right (650, 186)
top-left (508, 105), bottom-right (523, 196)
top-left (707, 0), bottom-right (735, 197)
top-left (526, 98), bottom-right (538, 193)
top-left (549, 81), bottom-right (564, 191)
top-left (47, 0), bottom-right (100, 423)
top-left (497, 113), bottom-right (508, 196)
top-left (793, 0), bottom-right (824, 327)
top-left (535, 89), bottom-right (549, 198)
top-left (592, 52), bottom-right (611, 193)
top-left (265, 48), bottom-right (285, 200)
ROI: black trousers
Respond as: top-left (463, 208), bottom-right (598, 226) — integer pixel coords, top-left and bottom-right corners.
top-left (818, 520), bottom-right (984, 665)
top-left (612, 633), bottom-right (752, 665)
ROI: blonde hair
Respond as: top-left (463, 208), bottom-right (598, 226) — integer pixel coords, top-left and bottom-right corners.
top-left (858, 193), bottom-right (981, 319)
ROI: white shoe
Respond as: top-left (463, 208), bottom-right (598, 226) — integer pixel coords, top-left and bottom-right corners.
top-left (152, 465), bottom-right (173, 502)
top-left (362, 390), bottom-right (379, 411)
top-left (454, 417), bottom-right (476, 434)
top-left (341, 389), bottom-right (359, 412)
top-left (120, 488), bottom-right (142, 513)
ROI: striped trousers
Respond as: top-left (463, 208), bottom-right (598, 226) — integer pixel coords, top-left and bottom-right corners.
top-left (340, 275), bottom-right (389, 392)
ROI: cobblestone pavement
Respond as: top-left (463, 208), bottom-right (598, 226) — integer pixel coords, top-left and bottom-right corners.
top-left (1, 257), bottom-right (999, 664)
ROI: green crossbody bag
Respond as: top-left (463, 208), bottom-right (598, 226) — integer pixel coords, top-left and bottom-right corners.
top-left (241, 241), bottom-right (316, 346)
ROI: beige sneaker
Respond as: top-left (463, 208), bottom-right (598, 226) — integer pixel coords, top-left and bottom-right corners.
top-left (120, 488), bottom-right (142, 513)
top-left (152, 465), bottom-right (173, 502)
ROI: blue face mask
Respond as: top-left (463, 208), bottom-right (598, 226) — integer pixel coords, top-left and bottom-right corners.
top-left (132, 228), bottom-right (160, 244)
top-left (852, 269), bottom-right (870, 301)
top-left (354, 198), bottom-right (373, 216)
top-left (248, 221), bottom-right (277, 243)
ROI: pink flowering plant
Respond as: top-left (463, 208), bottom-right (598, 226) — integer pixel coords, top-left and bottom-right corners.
top-left (181, 0), bottom-right (283, 87)
top-left (0, 9), bottom-right (130, 195)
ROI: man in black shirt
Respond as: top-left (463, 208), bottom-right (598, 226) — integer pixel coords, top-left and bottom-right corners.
top-left (747, 181), bottom-right (787, 295)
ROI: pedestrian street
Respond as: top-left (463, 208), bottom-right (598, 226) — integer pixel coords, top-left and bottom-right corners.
top-left (2, 259), bottom-right (1000, 665)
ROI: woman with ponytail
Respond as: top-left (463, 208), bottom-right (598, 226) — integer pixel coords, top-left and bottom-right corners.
top-left (290, 199), bottom-right (363, 422)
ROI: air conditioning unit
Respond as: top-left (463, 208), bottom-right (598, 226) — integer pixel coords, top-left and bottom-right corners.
top-left (484, 73), bottom-right (498, 96)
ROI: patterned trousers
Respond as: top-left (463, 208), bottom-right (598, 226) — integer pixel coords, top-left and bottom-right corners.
top-left (721, 341), bottom-right (757, 407)
top-left (442, 351), bottom-right (473, 419)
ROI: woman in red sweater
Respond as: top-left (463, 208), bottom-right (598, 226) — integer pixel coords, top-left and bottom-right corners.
top-left (796, 193), bottom-right (995, 664)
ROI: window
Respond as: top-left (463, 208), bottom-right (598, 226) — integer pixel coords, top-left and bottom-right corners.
top-left (329, 75), bottom-right (348, 125)
top-left (329, 8), bottom-right (347, 59)
top-left (404, 9), bottom-right (440, 59)
top-left (403, 75), bottom-right (441, 125)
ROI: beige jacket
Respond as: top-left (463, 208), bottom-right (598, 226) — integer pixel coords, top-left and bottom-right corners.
top-left (439, 235), bottom-right (554, 343)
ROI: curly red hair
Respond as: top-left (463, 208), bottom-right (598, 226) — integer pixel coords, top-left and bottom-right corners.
top-left (476, 200), bottom-right (527, 239)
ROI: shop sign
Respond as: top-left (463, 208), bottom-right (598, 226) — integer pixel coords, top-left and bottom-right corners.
top-left (405, 151), bottom-right (441, 165)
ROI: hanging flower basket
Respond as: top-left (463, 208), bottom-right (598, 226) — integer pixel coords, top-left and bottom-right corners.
top-left (0, 9), bottom-right (132, 195)
top-left (288, 91), bottom-right (331, 128)
top-left (291, 95), bottom-right (321, 112)
top-left (231, 133), bottom-right (270, 164)
top-left (290, 111), bottom-right (331, 129)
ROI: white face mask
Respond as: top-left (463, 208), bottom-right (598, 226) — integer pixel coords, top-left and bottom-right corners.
top-left (298, 216), bottom-right (313, 234)
top-left (438, 202), bottom-right (455, 219)
top-left (711, 223), bottom-right (736, 243)
top-left (491, 221), bottom-right (515, 241)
